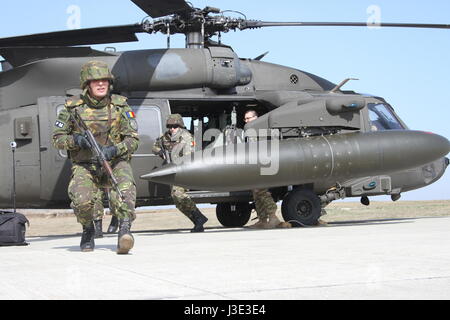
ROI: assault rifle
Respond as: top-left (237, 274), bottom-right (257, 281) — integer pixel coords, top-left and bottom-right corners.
top-left (159, 139), bottom-right (172, 164)
top-left (70, 110), bottom-right (125, 202)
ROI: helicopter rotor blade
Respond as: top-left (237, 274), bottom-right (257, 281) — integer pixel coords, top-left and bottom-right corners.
top-left (0, 24), bottom-right (145, 47)
top-left (240, 21), bottom-right (450, 30)
top-left (131, 0), bottom-right (193, 18)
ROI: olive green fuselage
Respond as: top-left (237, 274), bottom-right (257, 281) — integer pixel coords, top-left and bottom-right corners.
top-left (0, 47), bottom-right (448, 208)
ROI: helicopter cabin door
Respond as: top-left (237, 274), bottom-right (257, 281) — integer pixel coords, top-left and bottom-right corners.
top-left (0, 103), bottom-right (41, 207)
top-left (38, 96), bottom-right (72, 202)
top-left (127, 99), bottom-right (171, 201)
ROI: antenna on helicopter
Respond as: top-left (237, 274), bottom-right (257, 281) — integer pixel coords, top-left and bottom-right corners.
top-left (254, 51), bottom-right (269, 61)
top-left (331, 78), bottom-right (359, 93)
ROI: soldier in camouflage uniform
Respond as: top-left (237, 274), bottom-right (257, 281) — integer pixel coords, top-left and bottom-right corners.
top-left (152, 114), bottom-right (208, 232)
top-left (244, 110), bottom-right (289, 229)
top-left (52, 61), bottom-right (139, 253)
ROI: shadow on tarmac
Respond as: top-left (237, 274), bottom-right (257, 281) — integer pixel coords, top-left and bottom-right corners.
top-left (123, 216), bottom-right (418, 236)
top-left (53, 244), bottom-right (118, 252)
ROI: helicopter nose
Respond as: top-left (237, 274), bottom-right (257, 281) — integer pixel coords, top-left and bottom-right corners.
top-left (423, 132), bottom-right (450, 161)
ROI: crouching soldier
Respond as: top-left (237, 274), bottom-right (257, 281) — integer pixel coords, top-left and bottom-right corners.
top-left (152, 114), bottom-right (208, 232)
top-left (52, 61), bottom-right (139, 254)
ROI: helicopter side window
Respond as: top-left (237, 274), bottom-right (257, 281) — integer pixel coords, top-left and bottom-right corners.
top-left (130, 106), bottom-right (162, 155)
top-left (368, 103), bottom-right (404, 131)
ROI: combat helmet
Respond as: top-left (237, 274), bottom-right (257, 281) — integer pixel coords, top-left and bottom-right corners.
top-left (80, 60), bottom-right (115, 89)
top-left (166, 114), bottom-right (185, 128)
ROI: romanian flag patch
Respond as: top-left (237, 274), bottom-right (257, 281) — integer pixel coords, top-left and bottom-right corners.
top-left (126, 111), bottom-right (136, 119)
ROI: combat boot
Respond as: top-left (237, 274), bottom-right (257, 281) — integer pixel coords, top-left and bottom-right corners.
top-left (80, 222), bottom-right (95, 252)
top-left (94, 219), bottom-right (103, 238)
top-left (190, 209), bottom-right (208, 233)
top-left (248, 218), bottom-right (268, 229)
top-left (266, 213), bottom-right (282, 229)
top-left (316, 219), bottom-right (328, 226)
top-left (107, 215), bottom-right (119, 234)
top-left (277, 221), bottom-right (292, 228)
top-left (117, 218), bottom-right (134, 255)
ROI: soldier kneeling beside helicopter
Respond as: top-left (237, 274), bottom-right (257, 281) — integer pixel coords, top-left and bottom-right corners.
top-left (52, 61), bottom-right (139, 254)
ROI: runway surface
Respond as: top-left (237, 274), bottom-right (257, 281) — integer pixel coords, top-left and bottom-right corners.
top-left (1, 216), bottom-right (449, 300)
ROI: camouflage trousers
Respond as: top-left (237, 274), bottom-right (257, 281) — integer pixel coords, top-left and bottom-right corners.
top-left (171, 185), bottom-right (197, 220)
top-left (92, 188), bottom-right (118, 221)
top-left (68, 161), bottom-right (136, 226)
top-left (252, 189), bottom-right (277, 220)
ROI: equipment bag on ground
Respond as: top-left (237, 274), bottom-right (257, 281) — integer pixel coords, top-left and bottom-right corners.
top-left (0, 211), bottom-right (29, 246)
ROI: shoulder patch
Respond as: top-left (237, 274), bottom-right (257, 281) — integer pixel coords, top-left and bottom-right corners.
top-left (129, 118), bottom-right (138, 131)
top-left (54, 108), bottom-right (71, 129)
top-left (54, 120), bottom-right (65, 128)
top-left (125, 111), bottom-right (136, 119)
top-left (111, 94), bottom-right (128, 106)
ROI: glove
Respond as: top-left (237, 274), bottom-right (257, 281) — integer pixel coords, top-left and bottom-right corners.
top-left (101, 145), bottom-right (118, 161)
top-left (158, 150), bottom-right (166, 159)
top-left (73, 134), bottom-right (91, 149)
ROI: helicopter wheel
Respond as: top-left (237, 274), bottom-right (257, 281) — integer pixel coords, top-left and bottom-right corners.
top-left (216, 202), bottom-right (252, 228)
top-left (281, 189), bottom-right (321, 226)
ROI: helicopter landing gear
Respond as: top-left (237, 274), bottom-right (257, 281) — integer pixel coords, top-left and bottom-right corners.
top-left (281, 189), bottom-right (321, 226)
top-left (216, 202), bottom-right (252, 227)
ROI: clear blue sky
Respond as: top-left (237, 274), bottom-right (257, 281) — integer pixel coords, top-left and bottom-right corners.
top-left (1, 0), bottom-right (449, 200)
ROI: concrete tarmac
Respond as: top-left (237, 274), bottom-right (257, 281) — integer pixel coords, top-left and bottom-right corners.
top-left (1, 216), bottom-right (450, 300)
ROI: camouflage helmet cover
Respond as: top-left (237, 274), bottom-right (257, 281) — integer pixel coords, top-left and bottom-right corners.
top-left (80, 60), bottom-right (115, 89)
top-left (166, 114), bottom-right (185, 128)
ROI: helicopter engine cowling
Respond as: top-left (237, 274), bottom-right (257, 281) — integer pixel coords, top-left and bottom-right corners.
top-left (244, 97), bottom-right (363, 133)
top-left (112, 47), bottom-right (252, 91)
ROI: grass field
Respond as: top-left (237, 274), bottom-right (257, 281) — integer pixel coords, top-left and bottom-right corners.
top-left (21, 200), bottom-right (450, 237)
top-left (323, 200), bottom-right (450, 221)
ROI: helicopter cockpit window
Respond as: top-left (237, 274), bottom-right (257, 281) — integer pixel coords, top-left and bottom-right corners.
top-left (368, 103), bottom-right (404, 131)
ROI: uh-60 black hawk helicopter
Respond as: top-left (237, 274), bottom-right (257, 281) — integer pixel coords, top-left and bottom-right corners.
top-left (0, 0), bottom-right (449, 227)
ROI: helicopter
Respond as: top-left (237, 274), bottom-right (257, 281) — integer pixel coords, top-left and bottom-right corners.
top-left (0, 0), bottom-right (449, 227)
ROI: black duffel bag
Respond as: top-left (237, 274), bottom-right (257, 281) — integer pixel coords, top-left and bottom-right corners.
top-left (0, 211), bottom-right (29, 246)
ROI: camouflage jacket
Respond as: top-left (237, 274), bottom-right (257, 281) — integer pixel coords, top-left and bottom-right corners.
top-left (152, 128), bottom-right (194, 162)
top-left (52, 94), bottom-right (139, 163)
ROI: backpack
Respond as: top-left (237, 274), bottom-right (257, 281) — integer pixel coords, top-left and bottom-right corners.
top-left (0, 211), bottom-right (29, 246)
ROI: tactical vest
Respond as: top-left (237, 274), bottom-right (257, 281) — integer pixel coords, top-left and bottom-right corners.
top-left (67, 94), bottom-right (127, 163)
top-left (160, 129), bottom-right (193, 161)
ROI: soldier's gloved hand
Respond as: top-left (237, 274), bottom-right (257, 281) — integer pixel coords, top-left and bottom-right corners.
top-left (101, 145), bottom-right (118, 161)
top-left (158, 150), bottom-right (166, 159)
top-left (73, 133), bottom-right (92, 149)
